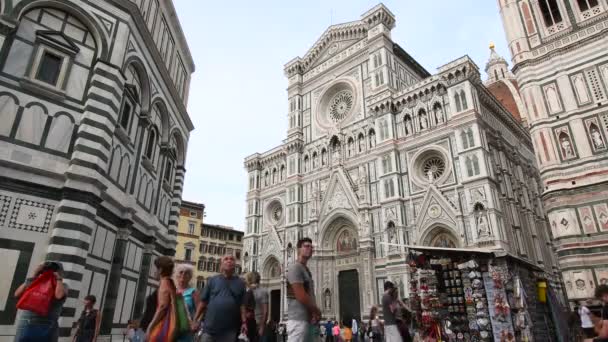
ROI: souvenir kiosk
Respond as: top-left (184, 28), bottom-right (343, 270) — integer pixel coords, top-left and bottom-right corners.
top-left (402, 246), bottom-right (559, 342)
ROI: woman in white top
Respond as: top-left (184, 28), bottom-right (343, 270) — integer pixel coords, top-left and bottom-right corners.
top-left (579, 301), bottom-right (596, 341)
top-left (368, 306), bottom-right (383, 342)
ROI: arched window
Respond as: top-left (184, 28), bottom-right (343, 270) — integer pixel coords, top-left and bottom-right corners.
top-left (494, 69), bottom-right (499, 81)
top-left (312, 152), bottom-right (318, 168)
top-left (264, 171), bottom-right (269, 186)
top-left (358, 133), bottom-right (365, 152)
top-left (577, 0), bottom-right (599, 12)
top-left (467, 128), bottom-right (475, 147)
top-left (466, 157), bottom-right (473, 177)
top-left (321, 148), bottom-right (327, 166)
top-left (466, 155), bottom-right (480, 177)
top-left (472, 155), bottom-right (480, 175)
top-left (368, 129), bottom-right (376, 148)
top-left (280, 165), bottom-right (286, 181)
top-left (461, 130), bottom-right (469, 149)
top-left (272, 168), bottom-right (277, 184)
top-left (404, 115), bottom-right (412, 135)
top-left (454, 93), bottom-right (462, 112)
top-left (145, 127), bottom-right (157, 161)
top-left (460, 90), bottom-right (468, 110)
top-left (347, 137), bottom-right (354, 157)
top-left (538, 0), bottom-right (563, 27)
top-left (303, 155), bottom-right (309, 172)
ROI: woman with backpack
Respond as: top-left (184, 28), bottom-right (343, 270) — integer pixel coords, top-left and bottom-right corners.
top-left (174, 263), bottom-right (200, 342)
top-left (14, 261), bottom-right (67, 342)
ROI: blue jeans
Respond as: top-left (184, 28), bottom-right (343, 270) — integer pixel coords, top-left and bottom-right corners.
top-left (14, 319), bottom-right (58, 342)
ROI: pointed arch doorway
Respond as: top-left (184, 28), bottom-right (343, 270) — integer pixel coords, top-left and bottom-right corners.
top-left (338, 269), bottom-right (361, 322)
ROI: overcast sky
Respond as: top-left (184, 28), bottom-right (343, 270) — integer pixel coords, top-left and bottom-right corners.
top-left (173, 0), bottom-right (509, 231)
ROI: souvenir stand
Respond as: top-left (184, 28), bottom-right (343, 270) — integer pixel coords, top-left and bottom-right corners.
top-left (405, 246), bottom-right (551, 342)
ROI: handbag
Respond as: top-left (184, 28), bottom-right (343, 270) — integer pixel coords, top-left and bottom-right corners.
top-left (16, 270), bottom-right (56, 316)
top-left (148, 279), bottom-right (190, 342)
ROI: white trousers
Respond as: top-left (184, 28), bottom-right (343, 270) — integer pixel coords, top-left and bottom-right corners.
top-left (384, 325), bottom-right (403, 342)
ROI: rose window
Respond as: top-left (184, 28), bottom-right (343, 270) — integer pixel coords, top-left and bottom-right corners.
top-left (422, 156), bottom-right (445, 181)
top-left (328, 91), bottom-right (353, 123)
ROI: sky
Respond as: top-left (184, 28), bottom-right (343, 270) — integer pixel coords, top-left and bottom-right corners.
top-left (173, 0), bottom-right (510, 231)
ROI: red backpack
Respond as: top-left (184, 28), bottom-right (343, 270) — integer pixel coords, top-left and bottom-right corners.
top-left (16, 270), bottom-right (57, 316)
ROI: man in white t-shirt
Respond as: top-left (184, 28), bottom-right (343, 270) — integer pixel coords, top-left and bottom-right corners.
top-left (579, 300), bottom-right (596, 341)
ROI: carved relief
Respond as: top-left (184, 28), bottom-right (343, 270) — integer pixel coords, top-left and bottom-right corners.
top-left (593, 203), bottom-right (608, 231)
top-left (548, 208), bottom-right (581, 238)
top-left (563, 269), bottom-right (595, 299)
top-left (578, 206), bottom-right (597, 233)
top-left (8, 198), bottom-right (54, 233)
top-left (553, 126), bottom-right (577, 160)
top-left (584, 117), bottom-right (607, 152)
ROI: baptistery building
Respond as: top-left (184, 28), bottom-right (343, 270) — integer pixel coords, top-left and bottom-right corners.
top-left (243, 4), bottom-right (558, 322)
top-left (0, 0), bottom-right (194, 340)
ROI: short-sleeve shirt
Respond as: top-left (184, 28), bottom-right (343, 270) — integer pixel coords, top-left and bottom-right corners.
top-left (286, 262), bottom-right (315, 321)
top-left (382, 293), bottom-right (397, 325)
top-left (252, 287), bottom-right (269, 324)
top-left (200, 274), bottom-right (246, 335)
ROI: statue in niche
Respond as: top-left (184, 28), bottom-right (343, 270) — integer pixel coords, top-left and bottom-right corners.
top-left (287, 247), bottom-right (293, 265)
top-left (404, 117), bottom-right (412, 135)
top-left (420, 113), bottom-right (428, 129)
top-left (477, 214), bottom-right (489, 237)
top-left (559, 133), bottom-right (574, 158)
top-left (324, 289), bottom-right (331, 310)
top-left (590, 125), bottom-right (605, 149)
top-left (388, 229), bottom-right (398, 253)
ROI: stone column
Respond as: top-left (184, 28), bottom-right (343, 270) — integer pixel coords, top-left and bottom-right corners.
top-left (99, 225), bottom-right (131, 335)
top-left (132, 238), bottom-right (156, 318)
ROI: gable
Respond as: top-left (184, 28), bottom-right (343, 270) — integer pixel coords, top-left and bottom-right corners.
top-left (415, 185), bottom-right (459, 232)
top-left (309, 38), bottom-right (362, 69)
top-left (319, 168), bottom-right (359, 217)
top-left (299, 22), bottom-right (368, 72)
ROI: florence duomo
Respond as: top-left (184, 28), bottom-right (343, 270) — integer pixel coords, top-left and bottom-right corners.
top-left (2, 0), bottom-right (608, 341)
top-left (244, 3), bottom-right (558, 324)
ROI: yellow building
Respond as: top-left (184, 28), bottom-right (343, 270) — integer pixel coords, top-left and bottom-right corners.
top-left (176, 201), bottom-right (244, 289)
top-left (198, 223), bottom-right (244, 280)
top-left (176, 200), bottom-right (206, 288)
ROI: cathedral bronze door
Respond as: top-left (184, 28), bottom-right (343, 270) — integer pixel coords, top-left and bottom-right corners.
top-left (270, 289), bottom-right (281, 323)
top-left (338, 269), bottom-right (361, 322)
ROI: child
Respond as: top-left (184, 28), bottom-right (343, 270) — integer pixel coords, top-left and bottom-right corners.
top-left (125, 320), bottom-right (145, 342)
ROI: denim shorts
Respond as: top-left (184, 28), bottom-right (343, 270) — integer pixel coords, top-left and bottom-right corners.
top-left (14, 319), bottom-right (58, 342)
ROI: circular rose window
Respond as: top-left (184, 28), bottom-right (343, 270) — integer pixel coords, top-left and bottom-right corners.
top-left (411, 147), bottom-right (451, 187)
top-left (329, 90), bottom-right (353, 123)
top-left (422, 156), bottom-right (445, 181)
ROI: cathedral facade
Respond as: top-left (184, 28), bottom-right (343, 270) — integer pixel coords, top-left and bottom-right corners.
top-left (244, 4), bottom-right (557, 322)
top-left (499, 0), bottom-right (608, 302)
top-left (0, 0), bottom-right (193, 340)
